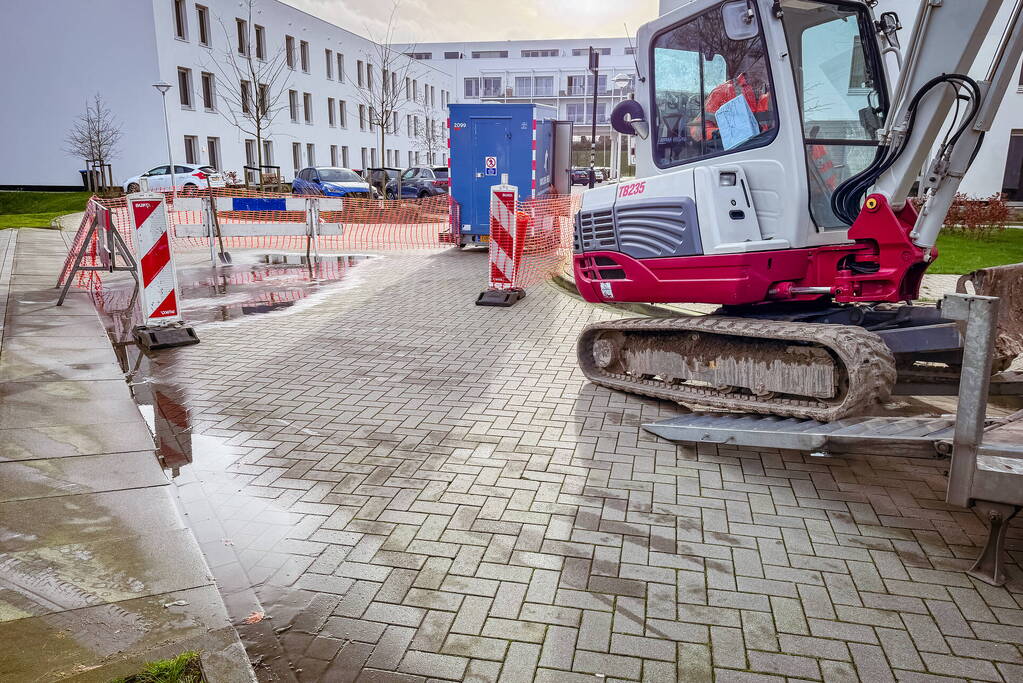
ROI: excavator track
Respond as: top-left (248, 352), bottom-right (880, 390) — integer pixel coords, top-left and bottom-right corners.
top-left (578, 317), bottom-right (898, 421)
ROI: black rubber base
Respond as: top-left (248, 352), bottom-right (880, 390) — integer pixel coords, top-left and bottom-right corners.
top-left (134, 324), bottom-right (201, 351)
top-left (476, 288), bottom-right (525, 307)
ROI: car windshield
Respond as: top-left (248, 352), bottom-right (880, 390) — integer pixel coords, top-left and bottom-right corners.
top-left (318, 168), bottom-right (363, 182)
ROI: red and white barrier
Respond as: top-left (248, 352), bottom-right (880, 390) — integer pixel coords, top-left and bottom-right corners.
top-left (477, 178), bottom-right (528, 306)
top-left (128, 193), bottom-right (181, 325)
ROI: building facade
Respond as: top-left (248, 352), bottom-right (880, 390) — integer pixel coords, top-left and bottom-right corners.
top-left (396, 38), bottom-right (640, 151)
top-left (0, 0), bottom-right (453, 188)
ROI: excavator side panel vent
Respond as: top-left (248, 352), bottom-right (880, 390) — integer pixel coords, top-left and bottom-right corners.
top-left (614, 197), bottom-right (703, 259)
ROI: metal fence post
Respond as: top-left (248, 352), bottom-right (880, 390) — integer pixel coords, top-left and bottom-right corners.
top-left (942, 293), bottom-right (1000, 508)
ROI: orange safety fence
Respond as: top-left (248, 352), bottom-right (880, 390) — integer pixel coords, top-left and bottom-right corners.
top-left (490, 193), bottom-right (582, 291)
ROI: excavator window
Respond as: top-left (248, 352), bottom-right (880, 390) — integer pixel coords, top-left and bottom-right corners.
top-left (651, 1), bottom-right (778, 169)
top-left (779, 0), bottom-right (889, 230)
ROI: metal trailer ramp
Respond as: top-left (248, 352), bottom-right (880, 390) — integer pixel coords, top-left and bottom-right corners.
top-left (642, 294), bottom-right (1023, 585)
top-left (644, 414), bottom-right (956, 457)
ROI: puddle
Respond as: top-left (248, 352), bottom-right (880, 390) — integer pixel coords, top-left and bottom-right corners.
top-left (95, 252), bottom-right (375, 328)
top-left (92, 252), bottom-right (377, 680)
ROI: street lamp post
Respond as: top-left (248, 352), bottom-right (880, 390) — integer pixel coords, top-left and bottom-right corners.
top-left (612, 73), bottom-right (632, 180)
top-left (152, 81), bottom-right (176, 199)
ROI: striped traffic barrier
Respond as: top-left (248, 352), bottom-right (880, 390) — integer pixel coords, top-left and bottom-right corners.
top-left (127, 192), bottom-right (199, 350)
top-left (476, 176), bottom-right (525, 307)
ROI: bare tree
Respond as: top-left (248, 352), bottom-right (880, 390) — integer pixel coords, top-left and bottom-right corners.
top-left (349, 1), bottom-right (419, 175)
top-left (205, 0), bottom-right (291, 182)
top-left (64, 94), bottom-right (122, 167)
top-left (410, 93), bottom-right (443, 165)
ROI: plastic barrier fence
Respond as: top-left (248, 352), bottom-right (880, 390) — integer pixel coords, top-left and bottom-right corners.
top-left (488, 193), bottom-right (581, 291)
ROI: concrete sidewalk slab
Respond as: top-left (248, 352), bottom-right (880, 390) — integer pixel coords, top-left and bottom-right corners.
top-left (0, 228), bottom-right (253, 681)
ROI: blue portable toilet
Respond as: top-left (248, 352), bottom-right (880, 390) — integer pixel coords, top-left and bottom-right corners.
top-left (448, 103), bottom-right (562, 247)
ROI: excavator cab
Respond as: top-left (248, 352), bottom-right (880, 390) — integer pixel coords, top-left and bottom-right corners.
top-left (574, 0), bottom-right (895, 306)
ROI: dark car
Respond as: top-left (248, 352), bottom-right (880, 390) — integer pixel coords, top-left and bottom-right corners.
top-left (292, 167), bottom-right (373, 197)
top-left (385, 166), bottom-right (450, 199)
top-left (571, 167), bottom-right (604, 185)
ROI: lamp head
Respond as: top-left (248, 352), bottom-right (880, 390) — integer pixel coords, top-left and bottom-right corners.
top-left (152, 81), bottom-right (172, 95)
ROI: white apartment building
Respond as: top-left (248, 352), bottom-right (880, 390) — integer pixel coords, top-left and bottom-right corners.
top-left (397, 38), bottom-right (640, 163)
top-left (0, 0), bottom-right (453, 188)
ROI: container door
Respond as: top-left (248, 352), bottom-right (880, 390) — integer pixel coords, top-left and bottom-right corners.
top-left (470, 118), bottom-right (512, 232)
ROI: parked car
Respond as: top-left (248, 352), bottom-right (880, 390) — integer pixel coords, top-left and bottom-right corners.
top-left (123, 163), bottom-right (224, 193)
top-left (571, 167), bottom-right (604, 185)
top-left (292, 166), bottom-right (373, 197)
top-left (385, 166), bottom-right (450, 199)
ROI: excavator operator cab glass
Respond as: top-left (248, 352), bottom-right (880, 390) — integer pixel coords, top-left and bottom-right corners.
top-left (778, 0), bottom-right (890, 230)
top-left (650, 0), bottom-right (779, 169)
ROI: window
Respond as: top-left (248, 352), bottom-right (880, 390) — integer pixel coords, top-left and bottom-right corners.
top-left (341, 146), bottom-right (349, 167)
top-left (371, 148), bottom-right (377, 166)
top-left (337, 53), bottom-right (345, 82)
top-left (325, 49), bottom-right (334, 79)
top-left (534, 76), bottom-right (554, 97)
top-left (359, 104), bottom-right (366, 130)
top-left (779, 0), bottom-right (887, 229)
top-left (330, 144), bottom-right (338, 166)
top-left (241, 79), bottom-right (252, 113)
top-left (300, 40), bottom-right (309, 72)
top-left (306, 143), bottom-right (315, 166)
top-left (286, 35), bottom-right (295, 69)
top-left (481, 77), bottom-right (501, 97)
top-left (235, 18), bottom-right (247, 55)
top-left (357, 60), bottom-right (365, 87)
top-left (255, 25), bottom-right (265, 59)
top-left (303, 92), bottom-right (312, 123)
top-left (568, 74), bottom-right (606, 95)
top-left (196, 5), bottom-right (210, 45)
top-left (415, 151), bottom-right (420, 164)
top-left (327, 97), bottom-right (335, 126)
top-left (406, 114), bottom-right (412, 135)
top-left (625, 46), bottom-right (636, 55)
top-left (521, 49), bottom-right (558, 58)
top-left (177, 68), bottom-right (193, 107)
top-left (367, 64), bottom-right (374, 91)
top-left (430, 86), bottom-right (435, 107)
top-left (339, 100), bottom-right (347, 128)
top-left (444, 51), bottom-right (462, 59)
top-left (201, 72), bottom-right (215, 110)
top-left (292, 142), bottom-right (302, 172)
top-left (206, 137), bottom-right (220, 169)
top-left (412, 79), bottom-right (418, 100)
top-left (406, 77), bottom-right (411, 100)
top-left (471, 50), bottom-right (508, 59)
top-left (392, 72), bottom-right (398, 98)
top-left (572, 47), bottom-right (611, 56)
top-left (183, 135), bottom-right (199, 164)
top-left (464, 78), bottom-right (479, 98)
top-left (408, 151), bottom-right (414, 166)
top-left (245, 141), bottom-right (256, 165)
top-left (652, 2), bottom-right (780, 176)
top-left (1002, 130), bottom-right (1023, 201)
top-left (262, 139), bottom-right (274, 165)
top-left (515, 77), bottom-right (532, 97)
top-left (564, 102), bottom-right (608, 124)
top-left (173, 0), bottom-right (187, 39)
top-left (257, 83), bottom-right (268, 115)
top-left (369, 107), bottom-right (377, 130)
top-left (406, 52), bottom-right (432, 60)
top-left (289, 90), bottom-right (299, 122)
top-left (361, 147), bottom-right (368, 170)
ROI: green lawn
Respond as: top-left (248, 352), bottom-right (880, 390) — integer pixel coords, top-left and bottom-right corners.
top-left (0, 191), bottom-right (91, 229)
top-left (930, 229), bottom-right (1023, 274)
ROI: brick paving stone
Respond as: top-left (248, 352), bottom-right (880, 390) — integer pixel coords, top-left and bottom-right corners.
top-left (139, 249), bottom-right (1023, 681)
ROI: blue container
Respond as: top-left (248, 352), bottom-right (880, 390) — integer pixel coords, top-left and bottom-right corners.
top-left (448, 103), bottom-right (558, 245)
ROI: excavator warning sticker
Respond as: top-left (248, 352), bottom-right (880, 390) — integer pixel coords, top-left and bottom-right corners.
top-left (600, 282), bottom-right (614, 298)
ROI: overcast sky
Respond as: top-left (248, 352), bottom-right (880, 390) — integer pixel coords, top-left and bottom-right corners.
top-left (282, 0), bottom-right (660, 44)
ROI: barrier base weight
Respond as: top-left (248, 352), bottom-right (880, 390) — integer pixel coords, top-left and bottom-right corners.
top-left (134, 324), bottom-right (201, 351)
top-left (476, 288), bottom-right (525, 307)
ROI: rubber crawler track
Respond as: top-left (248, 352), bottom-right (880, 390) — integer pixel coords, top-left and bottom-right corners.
top-left (578, 316), bottom-right (898, 421)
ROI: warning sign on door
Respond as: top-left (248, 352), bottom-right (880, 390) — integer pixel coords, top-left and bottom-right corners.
top-left (485, 156), bottom-right (497, 176)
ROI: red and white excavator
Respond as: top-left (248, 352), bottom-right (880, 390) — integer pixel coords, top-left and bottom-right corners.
top-left (574, 0), bottom-right (1023, 421)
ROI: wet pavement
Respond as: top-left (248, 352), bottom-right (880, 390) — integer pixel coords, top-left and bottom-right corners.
top-left (82, 243), bottom-right (1023, 681)
top-left (0, 229), bottom-right (253, 682)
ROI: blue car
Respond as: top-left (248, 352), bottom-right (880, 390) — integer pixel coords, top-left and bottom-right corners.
top-left (292, 167), bottom-right (375, 198)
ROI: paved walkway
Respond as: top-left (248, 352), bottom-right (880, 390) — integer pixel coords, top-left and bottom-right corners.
top-left (128, 246), bottom-right (1022, 681)
top-left (0, 228), bottom-right (253, 681)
